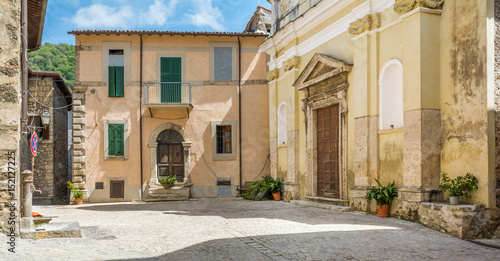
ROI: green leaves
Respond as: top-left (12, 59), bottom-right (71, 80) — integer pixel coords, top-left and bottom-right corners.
top-left (67, 181), bottom-right (83, 199)
top-left (28, 43), bottom-right (75, 86)
top-left (365, 179), bottom-right (398, 207)
top-left (159, 175), bottom-right (177, 185)
top-left (243, 176), bottom-right (282, 200)
top-left (439, 172), bottom-right (478, 198)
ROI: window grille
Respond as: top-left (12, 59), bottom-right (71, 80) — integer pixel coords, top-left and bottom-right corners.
top-left (216, 125), bottom-right (232, 154)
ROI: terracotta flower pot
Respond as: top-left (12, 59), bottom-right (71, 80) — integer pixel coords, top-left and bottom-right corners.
top-left (75, 198), bottom-right (83, 205)
top-left (377, 205), bottom-right (390, 218)
top-left (272, 192), bottom-right (281, 201)
top-left (162, 184), bottom-right (175, 189)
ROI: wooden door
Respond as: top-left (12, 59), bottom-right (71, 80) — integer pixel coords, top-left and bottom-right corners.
top-left (316, 105), bottom-right (340, 198)
top-left (157, 143), bottom-right (184, 182)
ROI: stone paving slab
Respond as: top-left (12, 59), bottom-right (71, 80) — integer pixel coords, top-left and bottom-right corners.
top-left (0, 198), bottom-right (499, 260)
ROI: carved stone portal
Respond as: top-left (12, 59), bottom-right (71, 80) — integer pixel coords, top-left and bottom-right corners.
top-left (292, 53), bottom-right (352, 199)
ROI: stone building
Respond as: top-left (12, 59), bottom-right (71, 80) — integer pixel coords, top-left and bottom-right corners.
top-left (263, 0), bottom-right (500, 239)
top-left (68, 29), bottom-right (269, 202)
top-left (244, 6), bottom-right (272, 34)
top-left (28, 68), bottom-right (72, 205)
top-left (0, 0), bottom-right (48, 234)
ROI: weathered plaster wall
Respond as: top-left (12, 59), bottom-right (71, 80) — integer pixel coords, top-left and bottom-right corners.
top-left (494, 0), bottom-right (500, 208)
top-left (0, 0), bottom-right (21, 235)
top-left (378, 129), bottom-right (403, 187)
top-left (440, 0), bottom-right (496, 207)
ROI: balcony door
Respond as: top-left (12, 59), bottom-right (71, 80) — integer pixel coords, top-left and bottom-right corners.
top-left (160, 57), bottom-right (182, 103)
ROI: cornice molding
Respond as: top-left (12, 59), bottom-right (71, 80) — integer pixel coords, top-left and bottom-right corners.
top-left (266, 68), bottom-right (280, 82)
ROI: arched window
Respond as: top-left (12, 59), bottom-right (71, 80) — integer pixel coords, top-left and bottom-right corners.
top-left (278, 102), bottom-right (287, 145)
top-left (379, 59), bottom-right (403, 130)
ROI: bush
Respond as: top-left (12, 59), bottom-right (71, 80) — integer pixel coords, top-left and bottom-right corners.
top-left (159, 175), bottom-right (176, 185)
top-left (243, 176), bottom-right (278, 201)
top-left (439, 172), bottom-right (478, 198)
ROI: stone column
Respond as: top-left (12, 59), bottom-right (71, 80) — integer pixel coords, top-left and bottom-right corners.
top-left (20, 170), bottom-right (34, 231)
top-left (148, 142), bottom-right (158, 184)
top-left (71, 86), bottom-right (88, 202)
top-left (182, 141), bottom-right (192, 183)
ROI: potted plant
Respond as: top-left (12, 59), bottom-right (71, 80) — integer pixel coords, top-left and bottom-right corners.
top-left (269, 177), bottom-right (282, 201)
top-left (67, 181), bottom-right (83, 205)
top-left (365, 179), bottom-right (398, 218)
top-left (159, 175), bottom-right (177, 189)
top-left (439, 172), bottom-right (478, 205)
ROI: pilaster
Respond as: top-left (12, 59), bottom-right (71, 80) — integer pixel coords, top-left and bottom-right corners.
top-left (71, 86), bottom-right (88, 202)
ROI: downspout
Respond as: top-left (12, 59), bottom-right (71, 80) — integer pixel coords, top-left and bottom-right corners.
top-left (139, 34), bottom-right (144, 200)
top-left (238, 36), bottom-right (242, 188)
top-left (21, 0), bottom-right (28, 172)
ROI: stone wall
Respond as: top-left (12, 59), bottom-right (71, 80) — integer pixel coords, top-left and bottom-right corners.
top-left (495, 0), bottom-right (500, 209)
top-left (71, 86), bottom-right (88, 202)
top-left (52, 85), bottom-right (69, 204)
top-left (0, 0), bottom-right (21, 235)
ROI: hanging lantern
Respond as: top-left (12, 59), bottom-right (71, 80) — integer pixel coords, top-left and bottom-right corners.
top-left (41, 111), bottom-right (50, 126)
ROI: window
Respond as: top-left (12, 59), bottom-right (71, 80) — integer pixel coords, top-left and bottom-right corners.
top-left (211, 120), bottom-right (237, 160)
top-left (277, 102), bottom-right (287, 145)
top-left (108, 124), bottom-right (124, 156)
top-left (214, 47), bottom-right (233, 81)
top-left (216, 125), bottom-right (232, 154)
top-left (160, 57), bottom-right (182, 103)
top-left (108, 49), bottom-right (124, 97)
top-left (379, 59), bottom-right (403, 130)
top-left (104, 119), bottom-right (129, 160)
top-left (209, 42), bottom-right (237, 81)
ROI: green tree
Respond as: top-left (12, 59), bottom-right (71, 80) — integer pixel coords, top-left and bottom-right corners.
top-left (28, 43), bottom-right (75, 86)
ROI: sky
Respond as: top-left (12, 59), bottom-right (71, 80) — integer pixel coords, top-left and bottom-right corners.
top-left (42, 0), bottom-right (271, 45)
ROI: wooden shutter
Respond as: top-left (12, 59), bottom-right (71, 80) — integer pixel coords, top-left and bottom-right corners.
top-left (42, 125), bottom-right (50, 139)
top-left (108, 67), bottom-right (116, 97)
top-left (160, 58), bottom-right (182, 103)
top-left (115, 66), bottom-right (124, 97)
top-left (115, 124), bottom-right (124, 156)
top-left (110, 180), bottom-right (124, 198)
top-left (108, 124), bottom-right (116, 155)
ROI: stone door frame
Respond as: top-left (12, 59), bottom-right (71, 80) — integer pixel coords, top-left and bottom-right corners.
top-left (305, 91), bottom-right (348, 199)
top-left (148, 123), bottom-right (192, 185)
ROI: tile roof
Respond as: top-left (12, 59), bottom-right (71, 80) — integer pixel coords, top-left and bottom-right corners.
top-left (68, 30), bottom-right (268, 37)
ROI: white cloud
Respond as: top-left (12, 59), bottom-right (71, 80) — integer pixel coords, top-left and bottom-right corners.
top-left (185, 0), bottom-right (225, 31)
top-left (142, 0), bottom-right (178, 26)
top-left (72, 4), bottom-right (134, 29)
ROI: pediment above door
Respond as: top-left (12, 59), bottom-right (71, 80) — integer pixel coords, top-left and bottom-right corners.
top-left (293, 53), bottom-right (352, 91)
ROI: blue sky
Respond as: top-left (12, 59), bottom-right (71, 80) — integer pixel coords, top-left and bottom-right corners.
top-left (43, 0), bottom-right (271, 45)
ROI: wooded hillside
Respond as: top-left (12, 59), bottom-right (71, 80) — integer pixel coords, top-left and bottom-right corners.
top-left (28, 43), bottom-right (75, 86)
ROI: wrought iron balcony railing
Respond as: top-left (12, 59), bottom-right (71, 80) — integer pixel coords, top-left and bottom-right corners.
top-left (143, 82), bottom-right (192, 109)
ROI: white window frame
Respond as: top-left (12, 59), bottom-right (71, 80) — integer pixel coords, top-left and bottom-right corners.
top-left (102, 42), bottom-right (131, 84)
top-left (211, 120), bottom-right (237, 161)
top-left (104, 119), bottom-right (129, 160)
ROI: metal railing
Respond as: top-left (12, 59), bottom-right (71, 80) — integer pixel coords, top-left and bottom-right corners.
top-left (143, 82), bottom-right (192, 104)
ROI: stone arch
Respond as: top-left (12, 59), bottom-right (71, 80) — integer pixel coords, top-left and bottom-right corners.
top-left (379, 59), bottom-right (403, 130)
top-left (147, 122), bottom-right (192, 185)
top-left (149, 122), bottom-right (190, 143)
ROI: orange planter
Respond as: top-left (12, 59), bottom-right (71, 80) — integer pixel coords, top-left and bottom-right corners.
top-left (75, 198), bottom-right (83, 205)
top-left (377, 205), bottom-right (390, 217)
top-left (272, 192), bottom-right (281, 201)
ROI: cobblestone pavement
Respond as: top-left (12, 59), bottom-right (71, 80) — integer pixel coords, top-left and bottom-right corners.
top-left (1, 198), bottom-right (499, 260)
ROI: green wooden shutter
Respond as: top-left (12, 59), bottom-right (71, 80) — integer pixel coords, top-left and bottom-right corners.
top-left (115, 124), bottom-right (124, 156)
top-left (160, 58), bottom-right (181, 103)
top-left (115, 67), bottom-right (124, 97)
top-left (108, 67), bottom-right (116, 97)
top-left (108, 124), bottom-right (116, 155)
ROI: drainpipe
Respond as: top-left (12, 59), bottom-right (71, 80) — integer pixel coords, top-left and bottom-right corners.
top-left (21, 0), bottom-right (28, 171)
top-left (238, 36), bottom-right (242, 188)
top-left (139, 34), bottom-right (144, 200)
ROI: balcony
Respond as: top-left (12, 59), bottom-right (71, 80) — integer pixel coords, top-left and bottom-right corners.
top-left (143, 82), bottom-right (193, 111)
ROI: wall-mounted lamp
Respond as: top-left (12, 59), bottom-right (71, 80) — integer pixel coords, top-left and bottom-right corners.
top-left (41, 111), bottom-right (50, 127)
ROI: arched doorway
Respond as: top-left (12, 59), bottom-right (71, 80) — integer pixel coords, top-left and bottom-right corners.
top-left (157, 130), bottom-right (184, 182)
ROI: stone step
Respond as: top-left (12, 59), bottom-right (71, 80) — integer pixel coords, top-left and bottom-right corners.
top-left (290, 200), bottom-right (351, 212)
top-left (21, 221), bottom-right (82, 239)
top-left (306, 196), bottom-right (350, 206)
